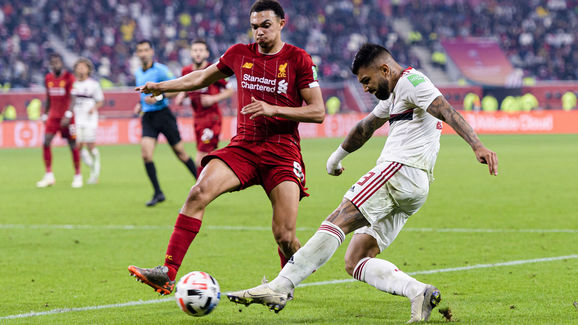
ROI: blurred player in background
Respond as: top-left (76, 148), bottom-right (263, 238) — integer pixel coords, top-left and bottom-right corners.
top-left (71, 58), bottom-right (104, 184)
top-left (175, 39), bottom-right (234, 174)
top-left (227, 43), bottom-right (498, 323)
top-left (133, 40), bottom-right (198, 207)
top-left (36, 53), bottom-right (82, 188)
top-left (129, 0), bottom-right (325, 295)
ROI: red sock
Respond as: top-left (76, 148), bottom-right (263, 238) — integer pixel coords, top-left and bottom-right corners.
top-left (43, 145), bottom-right (52, 173)
top-left (278, 247), bottom-right (289, 268)
top-left (72, 147), bottom-right (81, 175)
top-left (164, 213), bottom-right (202, 281)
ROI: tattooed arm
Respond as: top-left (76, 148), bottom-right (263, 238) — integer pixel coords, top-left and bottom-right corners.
top-left (342, 113), bottom-right (389, 153)
top-left (326, 113), bottom-right (388, 175)
top-left (427, 95), bottom-right (499, 175)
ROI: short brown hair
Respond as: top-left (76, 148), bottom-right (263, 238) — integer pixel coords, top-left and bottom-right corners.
top-left (74, 57), bottom-right (94, 74)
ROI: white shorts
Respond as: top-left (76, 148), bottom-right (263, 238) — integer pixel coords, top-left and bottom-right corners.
top-left (76, 125), bottom-right (97, 143)
top-left (343, 161), bottom-right (429, 252)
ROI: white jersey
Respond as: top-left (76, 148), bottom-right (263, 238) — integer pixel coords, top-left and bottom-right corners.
top-left (371, 67), bottom-right (443, 179)
top-left (71, 78), bottom-right (104, 127)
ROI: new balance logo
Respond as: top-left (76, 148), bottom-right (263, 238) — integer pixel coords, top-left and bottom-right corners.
top-left (277, 80), bottom-right (288, 94)
top-left (242, 62), bottom-right (254, 69)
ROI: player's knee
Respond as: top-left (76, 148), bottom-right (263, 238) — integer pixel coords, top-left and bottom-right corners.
top-left (141, 152), bottom-right (153, 162)
top-left (186, 184), bottom-right (210, 207)
top-left (272, 227), bottom-right (296, 248)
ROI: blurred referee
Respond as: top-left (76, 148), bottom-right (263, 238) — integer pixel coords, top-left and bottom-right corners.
top-left (133, 40), bottom-right (197, 207)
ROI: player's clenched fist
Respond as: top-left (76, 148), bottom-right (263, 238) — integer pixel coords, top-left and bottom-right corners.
top-left (135, 82), bottom-right (163, 96)
top-left (326, 146), bottom-right (349, 176)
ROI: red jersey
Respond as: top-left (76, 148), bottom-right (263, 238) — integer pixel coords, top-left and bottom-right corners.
top-left (45, 71), bottom-right (75, 119)
top-left (182, 63), bottom-right (227, 119)
top-left (216, 43), bottom-right (319, 146)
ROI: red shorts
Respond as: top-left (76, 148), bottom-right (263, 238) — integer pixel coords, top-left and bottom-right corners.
top-left (194, 115), bottom-right (221, 153)
top-left (45, 117), bottom-right (76, 140)
top-left (202, 140), bottom-right (309, 199)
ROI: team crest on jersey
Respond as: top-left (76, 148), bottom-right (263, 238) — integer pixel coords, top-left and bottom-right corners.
top-left (59, 80), bottom-right (66, 87)
top-left (277, 80), bottom-right (288, 95)
top-left (242, 62), bottom-right (254, 69)
top-left (278, 63), bottom-right (287, 78)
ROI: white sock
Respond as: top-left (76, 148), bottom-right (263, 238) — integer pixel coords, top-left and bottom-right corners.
top-left (91, 148), bottom-right (100, 177)
top-left (81, 148), bottom-right (93, 168)
top-left (354, 257), bottom-right (426, 300)
top-left (45, 172), bottom-right (54, 179)
top-left (269, 221), bottom-right (345, 293)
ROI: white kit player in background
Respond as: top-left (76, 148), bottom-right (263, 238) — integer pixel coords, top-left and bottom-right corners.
top-left (227, 43), bottom-right (498, 323)
top-left (71, 58), bottom-right (104, 184)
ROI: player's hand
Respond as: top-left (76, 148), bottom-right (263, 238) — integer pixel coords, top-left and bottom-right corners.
top-left (135, 82), bottom-right (163, 96)
top-left (241, 97), bottom-right (276, 120)
top-left (474, 146), bottom-right (498, 176)
top-left (144, 96), bottom-right (157, 105)
top-left (133, 104), bottom-right (142, 116)
top-left (326, 155), bottom-right (345, 176)
top-left (88, 107), bottom-right (95, 115)
top-left (200, 95), bottom-right (217, 108)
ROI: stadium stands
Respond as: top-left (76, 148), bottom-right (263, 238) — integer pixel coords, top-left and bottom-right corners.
top-left (0, 0), bottom-right (575, 89)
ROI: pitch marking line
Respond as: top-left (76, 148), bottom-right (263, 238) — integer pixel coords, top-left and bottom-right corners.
top-left (0, 224), bottom-right (577, 233)
top-left (1, 254), bottom-right (576, 320)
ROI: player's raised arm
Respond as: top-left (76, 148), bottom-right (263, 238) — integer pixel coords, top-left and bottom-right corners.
top-left (136, 64), bottom-right (229, 96)
top-left (240, 86), bottom-right (325, 123)
top-left (326, 113), bottom-right (388, 175)
top-left (427, 95), bottom-right (498, 175)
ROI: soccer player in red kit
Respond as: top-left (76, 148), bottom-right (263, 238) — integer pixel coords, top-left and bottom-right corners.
top-left (129, 0), bottom-right (325, 295)
top-left (36, 53), bottom-right (82, 188)
top-left (175, 39), bottom-right (234, 174)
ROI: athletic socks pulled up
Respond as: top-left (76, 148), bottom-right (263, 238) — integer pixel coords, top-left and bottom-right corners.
top-left (353, 257), bottom-right (426, 299)
top-left (144, 161), bottom-right (162, 195)
top-left (269, 221), bottom-right (345, 292)
top-left (184, 158), bottom-right (197, 179)
top-left (164, 213), bottom-right (202, 281)
top-left (43, 145), bottom-right (52, 172)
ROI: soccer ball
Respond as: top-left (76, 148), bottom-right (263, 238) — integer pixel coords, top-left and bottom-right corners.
top-left (174, 271), bottom-right (220, 317)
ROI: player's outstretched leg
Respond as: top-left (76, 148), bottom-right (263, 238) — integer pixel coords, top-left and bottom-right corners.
top-left (227, 220), bottom-right (346, 312)
top-left (346, 235), bottom-right (441, 323)
top-left (128, 265), bottom-right (175, 295)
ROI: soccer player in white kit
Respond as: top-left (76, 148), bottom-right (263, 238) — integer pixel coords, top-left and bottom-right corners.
top-left (227, 43), bottom-right (499, 323)
top-left (71, 58), bottom-right (104, 184)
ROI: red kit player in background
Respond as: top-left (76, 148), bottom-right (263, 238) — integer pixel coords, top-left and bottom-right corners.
top-left (175, 39), bottom-right (234, 174)
top-left (37, 53), bottom-right (83, 188)
top-left (129, 0), bottom-right (325, 295)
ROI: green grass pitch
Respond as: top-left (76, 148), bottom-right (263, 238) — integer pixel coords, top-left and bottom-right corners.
top-left (0, 134), bottom-right (576, 324)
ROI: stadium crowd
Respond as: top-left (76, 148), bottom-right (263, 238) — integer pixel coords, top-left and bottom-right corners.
top-left (401, 0), bottom-right (578, 81)
top-left (0, 0), bottom-right (576, 88)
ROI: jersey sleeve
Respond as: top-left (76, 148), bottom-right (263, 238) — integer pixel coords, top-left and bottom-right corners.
top-left (403, 74), bottom-right (443, 112)
top-left (371, 99), bottom-right (392, 119)
top-left (216, 44), bottom-right (240, 76)
top-left (295, 50), bottom-right (319, 90)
